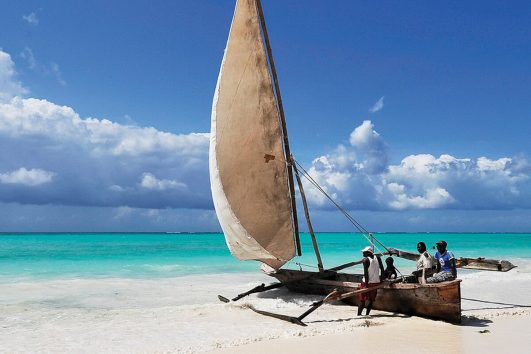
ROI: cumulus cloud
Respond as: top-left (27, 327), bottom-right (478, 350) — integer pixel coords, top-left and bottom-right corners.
top-left (0, 51), bottom-right (28, 102)
top-left (369, 96), bottom-right (384, 113)
top-left (304, 121), bottom-right (531, 211)
top-left (0, 49), bottom-right (210, 210)
top-left (1, 46), bottom-right (530, 217)
top-left (0, 96), bottom-right (209, 157)
top-left (349, 120), bottom-right (388, 174)
top-left (22, 12), bottom-right (39, 26)
top-left (140, 173), bottom-right (186, 191)
top-left (0, 168), bottom-right (55, 186)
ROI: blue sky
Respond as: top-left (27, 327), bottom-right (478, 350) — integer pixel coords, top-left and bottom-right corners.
top-left (1, 0), bottom-right (530, 232)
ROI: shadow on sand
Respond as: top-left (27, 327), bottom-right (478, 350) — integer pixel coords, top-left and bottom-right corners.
top-left (306, 313), bottom-right (410, 325)
top-left (460, 315), bottom-right (493, 327)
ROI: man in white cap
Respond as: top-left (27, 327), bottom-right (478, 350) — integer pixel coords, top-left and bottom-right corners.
top-left (357, 245), bottom-right (384, 316)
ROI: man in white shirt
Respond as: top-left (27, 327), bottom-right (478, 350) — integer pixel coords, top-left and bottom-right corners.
top-left (414, 242), bottom-right (434, 284)
top-left (357, 246), bottom-right (384, 316)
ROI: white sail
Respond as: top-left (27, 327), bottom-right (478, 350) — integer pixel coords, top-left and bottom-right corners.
top-left (209, 0), bottom-right (297, 268)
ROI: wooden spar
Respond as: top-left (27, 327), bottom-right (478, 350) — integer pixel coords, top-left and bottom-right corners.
top-left (293, 164), bottom-right (324, 272)
top-left (328, 259), bottom-right (365, 272)
top-left (389, 247), bottom-right (517, 272)
top-left (456, 257), bottom-right (517, 272)
top-left (217, 282), bottom-right (284, 303)
top-left (296, 285), bottom-right (387, 322)
top-left (255, 0), bottom-right (301, 256)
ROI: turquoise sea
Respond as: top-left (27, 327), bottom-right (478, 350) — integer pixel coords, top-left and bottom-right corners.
top-left (1, 232), bottom-right (530, 281)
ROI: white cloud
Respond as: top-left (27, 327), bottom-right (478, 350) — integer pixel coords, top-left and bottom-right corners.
top-left (477, 156), bottom-right (511, 171)
top-left (0, 168), bottom-right (55, 186)
top-left (22, 12), bottom-right (39, 26)
top-left (0, 48), bottom-right (210, 209)
top-left (140, 173), bottom-right (187, 191)
top-left (0, 51), bottom-right (28, 102)
top-left (0, 96), bottom-right (209, 158)
top-left (369, 96), bottom-right (384, 113)
top-left (349, 120), bottom-right (388, 174)
top-left (387, 185), bottom-right (454, 210)
top-left (0, 94), bottom-right (209, 207)
top-left (1, 46), bottom-right (530, 217)
top-left (304, 121), bottom-right (530, 211)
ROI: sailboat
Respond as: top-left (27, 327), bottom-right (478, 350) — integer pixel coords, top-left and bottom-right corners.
top-left (209, 0), bottom-right (514, 325)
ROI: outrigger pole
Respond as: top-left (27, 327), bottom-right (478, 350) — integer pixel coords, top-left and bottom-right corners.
top-left (250, 278), bottom-right (403, 326)
top-left (217, 282), bottom-right (284, 303)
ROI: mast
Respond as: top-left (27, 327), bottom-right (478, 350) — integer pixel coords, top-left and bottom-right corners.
top-left (255, 0), bottom-right (301, 256)
top-left (293, 165), bottom-right (324, 272)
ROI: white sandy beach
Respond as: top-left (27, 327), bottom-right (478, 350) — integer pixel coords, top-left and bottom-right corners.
top-left (1, 264), bottom-right (531, 353)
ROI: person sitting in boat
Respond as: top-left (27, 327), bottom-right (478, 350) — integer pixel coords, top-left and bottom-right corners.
top-left (358, 246), bottom-right (384, 316)
top-left (426, 240), bottom-right (457, 283)
top-left (412, 241), bottom-right (435, 284)
top-left (383, 256), bottom-right (397, 279)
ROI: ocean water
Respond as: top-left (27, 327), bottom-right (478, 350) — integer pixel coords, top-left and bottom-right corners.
top-left (1, 232), bottom-right (529, 281)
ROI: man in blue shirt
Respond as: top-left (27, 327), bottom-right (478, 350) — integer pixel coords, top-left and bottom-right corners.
top-left (426, 240), bottom-right (457, 283)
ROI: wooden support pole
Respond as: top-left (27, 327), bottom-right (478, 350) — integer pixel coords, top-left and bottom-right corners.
top-left (293, 164), bottom-right (324, 272)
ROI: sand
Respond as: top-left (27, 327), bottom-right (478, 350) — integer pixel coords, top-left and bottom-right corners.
top-left (1, 268), bottom-right (530, 353)
top-left (213, 309), bottom-right (531, 354)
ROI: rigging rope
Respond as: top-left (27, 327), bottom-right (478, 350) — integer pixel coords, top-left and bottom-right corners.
top-left (291, 158), bottom-right (407, 279)
top-left (292, 159), bottom-right (391, 254)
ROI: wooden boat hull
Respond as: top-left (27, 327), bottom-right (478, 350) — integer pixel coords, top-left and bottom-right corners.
top-left (269, 269), bottom-right (461, 324)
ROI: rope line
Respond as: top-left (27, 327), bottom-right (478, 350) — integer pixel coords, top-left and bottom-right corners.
top-left (293, 159), bottom-right (390, 253)
top-left (291, 158), bottom-right (406, 278)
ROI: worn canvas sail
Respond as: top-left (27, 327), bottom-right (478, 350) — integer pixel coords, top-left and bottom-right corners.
top-left (209, 0), bottom-right (297, 268)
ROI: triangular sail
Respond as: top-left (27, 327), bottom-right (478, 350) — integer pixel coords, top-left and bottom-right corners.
top-left (209, 0), bottom-right (297, 268)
